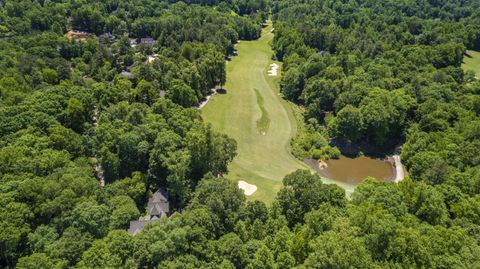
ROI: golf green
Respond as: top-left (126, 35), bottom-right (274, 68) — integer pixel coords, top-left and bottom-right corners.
top-left (201, 22), bottom-right (308, 203)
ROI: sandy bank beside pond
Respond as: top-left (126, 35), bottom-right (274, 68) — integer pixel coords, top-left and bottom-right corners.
top-left (391, 154), bottom-right (405, 182)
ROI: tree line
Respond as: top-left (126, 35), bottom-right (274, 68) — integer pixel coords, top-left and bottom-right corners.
top-left (274, 0), bottom-right (479, 161)
top-left (14, 170), bottom-right (480, 268)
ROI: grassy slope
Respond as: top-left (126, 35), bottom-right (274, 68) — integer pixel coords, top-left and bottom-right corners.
top-left (201, 22), bottom-right (309, 203)
top-left (462, 50), bottom-right (480, 78)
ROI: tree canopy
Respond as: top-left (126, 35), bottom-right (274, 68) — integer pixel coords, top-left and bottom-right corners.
top-left (1, 0), bottom-right (480, 268)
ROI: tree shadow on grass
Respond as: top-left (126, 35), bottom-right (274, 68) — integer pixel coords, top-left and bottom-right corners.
top-left (216, 88), bottom-right (227, 94)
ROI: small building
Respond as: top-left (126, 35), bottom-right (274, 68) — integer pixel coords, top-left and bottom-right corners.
top-left (139, 37), bottom-right (156, 45)
top-left (128, 188), bottom-right (170, 236)
top-left (99, 33), bottom-right (116, 42)
top-left (120, 71), bottom-right (135, 80)
top-left (319, 50), bottom-right (330, 56)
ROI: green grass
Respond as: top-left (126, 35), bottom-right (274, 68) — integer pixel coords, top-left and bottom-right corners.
top-left (254, 88), bottom-right (270, 134)
top-left (462, 50), bottom-right (480, 78)
top-left (201, 21), bottom-right (310, 203)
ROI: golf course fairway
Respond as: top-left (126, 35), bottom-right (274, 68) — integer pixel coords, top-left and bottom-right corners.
top-left (201, 22), bottom-right (308, 203)
top-left (462, 50), bottom-right (480, 78)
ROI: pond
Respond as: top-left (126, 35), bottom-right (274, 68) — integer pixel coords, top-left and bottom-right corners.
top-left (305, 155), bottom-right (395, 185)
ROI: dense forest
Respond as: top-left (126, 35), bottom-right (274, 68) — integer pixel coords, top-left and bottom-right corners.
top-left (1, 0), bottom-right (480, 268)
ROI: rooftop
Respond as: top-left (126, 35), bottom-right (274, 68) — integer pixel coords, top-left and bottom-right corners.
top-left (140, 37), bottom-right (156, 44)
top-left (128, 188), bottom-right (170, 236)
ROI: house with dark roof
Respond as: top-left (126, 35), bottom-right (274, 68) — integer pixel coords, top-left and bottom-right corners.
top-left (128, 188), bottom-right (170, 236)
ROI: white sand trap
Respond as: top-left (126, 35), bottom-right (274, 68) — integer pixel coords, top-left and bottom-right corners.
top-left (268, 63), bottom-right (279, 76)
top-left (238, 180), bottom-right (257, 196)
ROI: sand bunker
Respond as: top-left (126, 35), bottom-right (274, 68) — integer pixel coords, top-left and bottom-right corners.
top-left (238, 180), bottom-right (257, 196)
top-left (268, 63), bottom-right (279, 76)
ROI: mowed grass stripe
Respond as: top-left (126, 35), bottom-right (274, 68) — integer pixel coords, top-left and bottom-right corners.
top-left (201, 22), bottom-right (308, 203)
top-left (254, 88), bottom-right (270, 134)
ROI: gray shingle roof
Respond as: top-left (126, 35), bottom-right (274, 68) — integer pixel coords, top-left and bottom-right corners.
top-left (140, 38), bottom-right (155, 44)
top-left (147, 188), bottom-right (169, 216)
top-left (128, 220), bottom-right (150, 236)
top-left (127, 188), bottom-right (170, 236)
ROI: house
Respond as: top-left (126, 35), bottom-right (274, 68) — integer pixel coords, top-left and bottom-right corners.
top-left (127, 220), bottom-right (153, 236)
top-left (120, 71), bottom-right (135, 80)
top-left (319, 50), bottom-right (330, 56)
top-left (128, 188), bottom-right (170, 236)
top-left (99, 33), bottom-right (116, 42)
top-left (139, 37), bottom-right (156, 45)
top-left (147, 188), bottom-right (170, 219)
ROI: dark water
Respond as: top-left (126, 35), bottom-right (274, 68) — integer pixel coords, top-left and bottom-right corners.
top-left (305, 155), bottom-right (394, 185)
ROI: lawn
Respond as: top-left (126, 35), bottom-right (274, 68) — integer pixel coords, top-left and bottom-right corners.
top-left (462, 50), bottom-right (480, 78)
top-left (201, 21), bottom-right (310, 203)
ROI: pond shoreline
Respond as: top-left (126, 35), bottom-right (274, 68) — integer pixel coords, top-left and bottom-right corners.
top-left (305, 150), bottom-right (405, 186)
top-left (330, 138), bottom-right (399, 158)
